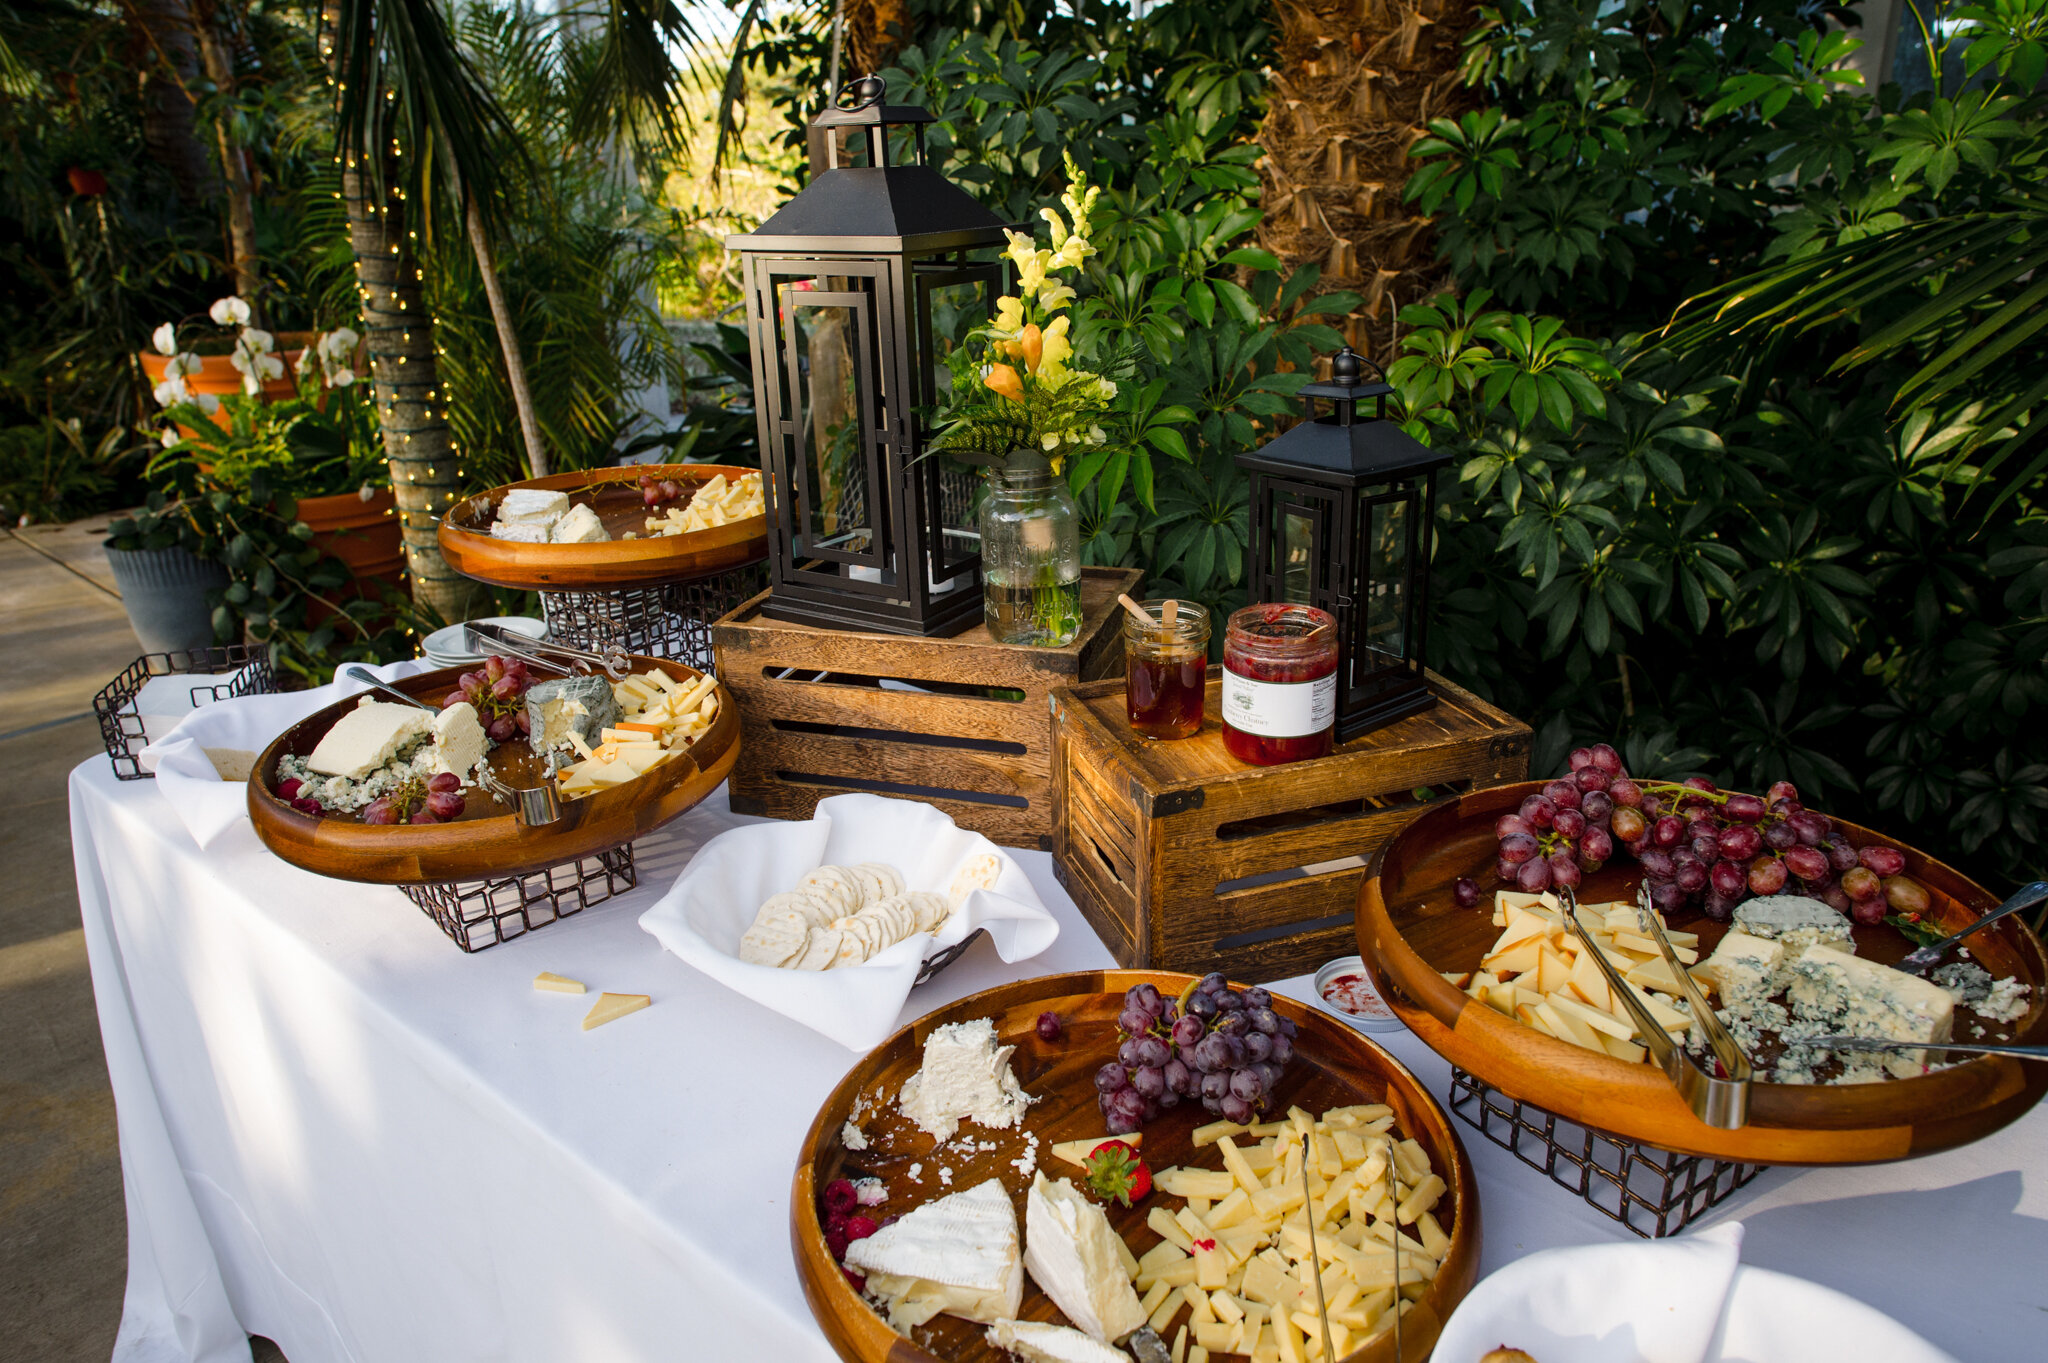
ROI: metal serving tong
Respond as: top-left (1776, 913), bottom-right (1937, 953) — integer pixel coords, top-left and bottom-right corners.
top-left (1892, 880), bottom-right (2048, 976)
top-left (1556, 885), bottom-right (1753, 1129)
top-left (339, 666), bottom-right (566, 827)
top-left (464, 621), bottom-right (630, 680)
top-left (1810, 1035), bottom-right (2048, 1062)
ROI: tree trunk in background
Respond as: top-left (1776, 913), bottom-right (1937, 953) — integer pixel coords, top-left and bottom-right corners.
top-left (465, 196), bottom-right (550, 479)
top-left (845, 0), bottom-right (910, 79)
top-left (343, 161), bottom-right (483, 625)
top-left (191, 0), bottom-right (262, 305)
top-left (122, 0), bottom-right (219, 207)
top-left (1257, 0), bottom-right (1474, 363)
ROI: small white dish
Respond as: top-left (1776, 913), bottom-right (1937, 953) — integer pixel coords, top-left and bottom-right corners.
top-left (421, 615), bottom-right (547, 666)
top-left (1312, 955), bottom-right (1407, 1034)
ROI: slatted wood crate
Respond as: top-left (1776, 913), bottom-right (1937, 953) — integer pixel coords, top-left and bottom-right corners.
top-left (1050, 669), bottom-right (1530, 980)
top-left (712, 567), bottom-right (1142, 849)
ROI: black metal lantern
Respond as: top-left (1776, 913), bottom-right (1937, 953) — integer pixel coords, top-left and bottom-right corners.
top-left (727, 77), bottom-right (1012, 636)
top-left (1237, 347), bottom-right (1451, 741)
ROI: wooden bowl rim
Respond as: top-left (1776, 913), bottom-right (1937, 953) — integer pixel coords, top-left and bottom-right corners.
top-left (789, 967), bottom-right (1482, 1363)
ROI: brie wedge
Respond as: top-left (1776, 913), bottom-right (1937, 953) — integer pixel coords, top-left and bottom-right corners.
top-left (496, 488), bottom-right (569, 525)
top-left (431, 700), bottom-right (488, 782)
top-left (307, 699), bottom-right (431, 779)
top-left (899, 1018), bottom-right (1035, 1141)
top-left (845, 1177), bottom-right (1023, 1330)
top-left (551, 502), bottom-right (610, 544)
top-left (1023, 1173), bottom-right (1146, 1345)
top-left (987, 1319), bottom-right (1132, 1362)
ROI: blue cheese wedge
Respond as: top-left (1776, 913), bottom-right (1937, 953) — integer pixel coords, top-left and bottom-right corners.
top-left (307, 699), bottom-right (431, 779)
top-left (525, 675), bottom-right (622, 763)
top-left (899, 1018), bottom-right (1036, 1142)
top-left (1733, 895), bottom-right (1853, 955)
top-left (1023, 1173), bottom-right (1146, 1345)
top-left (986, 1319), bottom-right (1131, 1362)
top-left (551, 502), bottom-right (609, 543)
top-left (1786, 944), bottom-right (1955, 1077)
top-left (1691, 930), bottom-right (1786, 1005)
top-left (845, 1177), bottom-right (1023, 1330)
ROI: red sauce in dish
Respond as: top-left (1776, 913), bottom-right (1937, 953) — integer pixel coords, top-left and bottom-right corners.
top-left (1320, 972), bottom-right (1393, 1020)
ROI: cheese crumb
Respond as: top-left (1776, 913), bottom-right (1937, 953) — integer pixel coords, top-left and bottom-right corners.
top-left (841, 1120), bottom-right (869, 1151)
top-left (906, 1163), bottom-right (922, 1182)
top-left (938, 1166), bottom-right (954, 1186)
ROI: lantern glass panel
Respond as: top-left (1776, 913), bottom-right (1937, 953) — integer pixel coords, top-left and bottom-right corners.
top-left (1361, 491), bottom-right (1414, 673)
top-left (914, 264), bottom-right (1002, 581)
top-left (1278, 505), bottom-right (1316, 605)
top-left (775, 269), bottom-right (890, 577)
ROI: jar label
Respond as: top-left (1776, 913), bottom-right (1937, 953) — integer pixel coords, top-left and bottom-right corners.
top-left (1221, 669), bottom-right (1335, 738)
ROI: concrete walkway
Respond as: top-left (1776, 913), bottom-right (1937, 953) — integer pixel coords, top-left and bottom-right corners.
top-left (0, 520), bottom-right (285, 1362)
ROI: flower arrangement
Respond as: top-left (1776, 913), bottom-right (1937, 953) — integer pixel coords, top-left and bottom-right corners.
top-left (930, 157), bottom-right (1118, 473)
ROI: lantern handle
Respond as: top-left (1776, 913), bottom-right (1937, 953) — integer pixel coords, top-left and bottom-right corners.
top-left (837, 74), bottom-right (886, 111)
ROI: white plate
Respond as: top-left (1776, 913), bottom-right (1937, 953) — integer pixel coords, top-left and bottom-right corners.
top-left (421, 615), bottom-right (547, 666)
top-left (638, 793), bottom-right (1060, 1050)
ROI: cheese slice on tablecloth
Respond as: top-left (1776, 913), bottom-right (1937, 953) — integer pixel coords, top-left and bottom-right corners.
top-left (533, 972), bottom-right (585, 994)
top-left (581, 992), bottom-right (649, 1030)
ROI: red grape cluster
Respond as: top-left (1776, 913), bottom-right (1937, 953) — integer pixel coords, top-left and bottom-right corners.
top-left (443, 654), bottom-right (534, 742)
top-left (1493, 746), bottom-right (1926, 925)
top-left (1492, 743), bottom-right (1628, 895)
top-left (1094, 977), bottom-right (1296, 1135)
top-left (636, 470), bottom-right (685, 508)
top-left (361, 771), bottom-right (466, 825)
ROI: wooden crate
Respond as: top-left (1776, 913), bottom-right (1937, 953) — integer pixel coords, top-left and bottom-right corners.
top-left (1050, 669), bottom-right (1531, 980)
top-left (713, 567), bottom-right (1143, 849)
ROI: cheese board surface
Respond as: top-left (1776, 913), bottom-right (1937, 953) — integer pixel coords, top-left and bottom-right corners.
top-left (792, 969), bottom-right (1481, 1363)
top-left (1360, 781), bottom-right (2048, 1164)
top-left (437, 463), bottom-right (767, 590)
top-left (247, 657), bottom-right (738, 884)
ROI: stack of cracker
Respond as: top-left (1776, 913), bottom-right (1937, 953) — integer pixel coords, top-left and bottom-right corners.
top-left (739, 863), bottom-right (951, 970)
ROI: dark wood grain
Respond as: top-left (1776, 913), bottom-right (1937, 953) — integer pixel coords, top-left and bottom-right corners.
top-left (791, 970), bottom-right (1480, 1363)
top-left (437, 463), bottom-right (768, 590)
top-left (714, 568), bottom-right (1142, 850)
top-left (1359, 780), bottom-right (2048, 1163)
top-left (1049, 672), bottom-right (1531, 980)
top-left (246, 657), bottom-right (739, 883)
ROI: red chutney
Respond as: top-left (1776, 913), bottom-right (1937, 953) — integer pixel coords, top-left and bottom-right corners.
top-left (1320, 972), bottom-right (1394, 1021)
top-left (1124, 601), bottom-right (1210, 740)
top-left (1221, 603), bottom-right (1337, 766)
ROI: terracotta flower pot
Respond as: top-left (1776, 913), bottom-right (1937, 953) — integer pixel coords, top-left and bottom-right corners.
top-left (296, 486), bottom-right (404, 626)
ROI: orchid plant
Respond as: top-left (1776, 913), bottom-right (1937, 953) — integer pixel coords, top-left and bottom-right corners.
top-left (930, 158), bottom-right (1121, 474)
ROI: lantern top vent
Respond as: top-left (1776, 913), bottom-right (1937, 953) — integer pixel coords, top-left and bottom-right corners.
top-left (1238, 347), bottom-right (1451, 484)
top-left (726, 77), bottom-right (1015, 256)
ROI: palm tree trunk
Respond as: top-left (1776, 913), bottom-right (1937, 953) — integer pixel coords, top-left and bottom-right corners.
top-left (465, 195), bottom-right (550, 479)
top-left (121, 0), bottom-right (219, 207)
top-left (343, 161), bottom-right (482, 624)
top-left (1257, 0), bottom-right (1475, 361)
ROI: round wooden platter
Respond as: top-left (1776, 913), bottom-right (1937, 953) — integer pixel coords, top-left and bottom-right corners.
top-left (437, 463), bottom-right (768, 591)
top-left (1360, 780), bottom-right (2048, 1165)
top-left (792, 970), bottom-right (1481, 1363)
top-left (246, 656), bottom-right (739, 884)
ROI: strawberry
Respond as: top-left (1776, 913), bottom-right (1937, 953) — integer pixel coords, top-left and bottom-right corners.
top-left (1084, 1139), bottom-right (1153, 1207)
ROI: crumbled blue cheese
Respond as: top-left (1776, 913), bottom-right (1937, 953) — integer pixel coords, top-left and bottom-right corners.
top-left (1734, 895), bottom-right (1854, 957)
top-left (1933, 962), bottom-right (2032, 1023)
top-left (1786, 945), bottom-right (1955, 1078)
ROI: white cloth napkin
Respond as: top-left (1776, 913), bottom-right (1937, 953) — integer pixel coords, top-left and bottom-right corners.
top-left (638, 792), bottom-right (1060, 1050)
top-left (144, 658), bottom-right (436, 848)
top-left (132, 667), bottom-right (254, 770)
top-left (1432, 1222), bottom-right (1745, 1363)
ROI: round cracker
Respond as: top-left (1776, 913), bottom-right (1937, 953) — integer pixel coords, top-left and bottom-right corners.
top-left (906, 890), bottom-right (952, 934)
top-left (758, 890), bottom-right (836, 929)
top-left (851, 862), bottom-right (906, 903)
top-left (739, 915), bottom-right (806, 967)
top-left (947, 852), bottom-right (1003, 906)
top-left (798, 865), bottom-right (863, 915)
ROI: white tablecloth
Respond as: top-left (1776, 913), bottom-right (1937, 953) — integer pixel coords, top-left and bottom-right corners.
top-left (70, 759), bottom-right (2047, 1363)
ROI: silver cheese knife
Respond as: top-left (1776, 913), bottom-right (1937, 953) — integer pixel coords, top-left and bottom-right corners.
top-left (1809, 1035), bottom-right (2048, 1061)
top-left (1891, 880), bottom-right (2048, 976)
top-left (1119, 1327), bottom-right (1171, 1363)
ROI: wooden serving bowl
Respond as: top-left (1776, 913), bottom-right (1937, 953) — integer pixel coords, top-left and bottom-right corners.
top-left (437, 462), bottom-right (768, 590)
top-left (1360, 781), bottom-right (2048, 1164)
top-left (792, 970), bottom-right (1480, 1363)
top-left (247, 657), bottom-right (739, 883)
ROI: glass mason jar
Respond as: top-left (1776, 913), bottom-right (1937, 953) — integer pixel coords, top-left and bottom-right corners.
top-left (1221, 604), bottom-right (1339, 766)
top-left (1123, 600), bottom-right (1210, 740)
top-left (979, 459), bottom-right (1082, 646)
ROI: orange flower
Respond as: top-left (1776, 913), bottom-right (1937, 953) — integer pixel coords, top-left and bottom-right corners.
top-left (1019, 324), bottom-right (1043, 373)
top-left (986, 364), bottom-right (1025, 402)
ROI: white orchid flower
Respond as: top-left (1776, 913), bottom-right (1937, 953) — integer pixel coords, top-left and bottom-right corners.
top-left (239, 327), bottom-right (276, 354)
top-left (320, 328), bottom-right (361, 362)
top-left (160, 427), bottom-right (181, 449)
top-left (330, 367), bottom-right (355, 388)
top-left (191, 392), bottom-right (219, 414)
top-left (152, 376), bottom-right (190, 408)
top-left (209, 297), bottom-right (252, 326)
top-left (164, 352), bottom-right (202, 380)
top-left (152, 323), bottom-right (178, 356)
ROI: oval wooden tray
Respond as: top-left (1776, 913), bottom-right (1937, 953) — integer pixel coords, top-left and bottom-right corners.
top-left (437, 463), bottom-right (768, 590)
top-left (1360, 781), bottom-right (2048, 1164)
top-left (792, 969), bottom-right (1481, 1363)
top-left (247, 657), bottom-right (739, 883)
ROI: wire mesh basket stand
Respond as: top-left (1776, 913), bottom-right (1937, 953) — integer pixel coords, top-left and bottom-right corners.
top-left (539, 561), bottom-right (767, 672)
top-left (1448, 1067), bottom-right (1767, 1239)
top-left (94, 644), bottom-right (282, 780)
top-left (400, 843), bottom-right (638, 953)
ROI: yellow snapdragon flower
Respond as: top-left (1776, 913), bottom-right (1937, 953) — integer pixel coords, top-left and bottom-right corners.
top-left (989, 295), bottom-right (1026, 341)
top-left (1037, 315), bottom-right (1073, 375)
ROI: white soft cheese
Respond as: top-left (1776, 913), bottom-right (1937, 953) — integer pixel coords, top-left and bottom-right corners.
top-left (899, 1018), bottom-right (1036, 1142)
top-left (307, 699), bottom-right (431, 779)
top-left (550, 502), bottom-right (610, 543)
top-left (845, 1177), bottom-right (1022, 1330)
top-left (431, 701), bottom-right (487, 782)
top-left (1022, 1173), bottom-right (1146, 1345)
top-left (488, 521), bottom-right (550, 543)
top-left (495, 488), bottom-right (569, 525)
top-left (986, 1319), bottom-right (1132, 1363)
